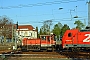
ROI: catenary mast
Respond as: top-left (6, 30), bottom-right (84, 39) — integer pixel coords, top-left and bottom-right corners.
top-left (88, 0), bottom-right (90, 26)
top-left (86, 0), bottom-right (90, 28)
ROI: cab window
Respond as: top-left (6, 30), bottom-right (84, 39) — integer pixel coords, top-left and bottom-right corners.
top-left (68, 33), bottom-right (72, 37)
top-left (47, 36), bottom-right (50, 41)
top-left (41, 36), bottom-right (46, 40)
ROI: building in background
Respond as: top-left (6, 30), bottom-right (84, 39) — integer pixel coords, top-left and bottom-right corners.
top-left (16, 24), bottom-right (37, 41)
top-left (0, 22), bottom-right (37, 44)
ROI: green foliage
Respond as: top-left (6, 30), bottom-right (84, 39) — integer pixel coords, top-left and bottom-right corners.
top-left (52, 23), bottom-right (70, 40)
top-left (39, 20), bottom-right (85, 39)
top-left (39, 28), bottom-right (42, 34)
top-left (74, 20), bottom-right (85, 30)
top-left (52, 22), bottom-right (63, 38)
top-left (61, 24), bottom-right (70, 36)
top-left (36, 27), bottom-right (39, 38)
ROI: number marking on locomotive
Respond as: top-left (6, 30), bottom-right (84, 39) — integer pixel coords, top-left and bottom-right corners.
top-left (83, 34), bottom-right (90, 42)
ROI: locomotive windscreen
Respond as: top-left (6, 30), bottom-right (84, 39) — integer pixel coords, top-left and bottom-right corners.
top-left (80, 29), bottom-right (90, 32)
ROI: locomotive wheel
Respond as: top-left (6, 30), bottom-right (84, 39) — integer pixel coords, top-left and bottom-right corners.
top-left (52, 46), bottom-right (54, 52)
top-left (72, 48), bottom-right (80, 52)
top-left (56, 45), bottom-right (59, 51)
top-left (72, 48), bottom-right (75, 52)
top-left (77, 48), bottom-right (80, 52)
top-left (42, 47), bottom-right (47, 52)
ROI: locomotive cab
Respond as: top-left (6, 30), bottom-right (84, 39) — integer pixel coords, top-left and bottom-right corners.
top-left (21, 34), bottom-right (56, 51)
top-left (62, 29), bottom-right (79, 49)
top-left (62, 29), bottom-right (90, 51)
top-left (40, 35), bottom-right (56, 51)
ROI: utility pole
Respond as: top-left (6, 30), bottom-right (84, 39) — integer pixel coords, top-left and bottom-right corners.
top-left (70, 9), bottom-right (75, 20)
top-left (13, 28), bottom-right (17, 50)
top-left (12, 24), bottom-right (13, 42)
top-left (14, 22), bottom-right (18, 50)
top-left (86, 0), bottom-right (90, 28)
top-left (88, 0), bottom-right (90, 26)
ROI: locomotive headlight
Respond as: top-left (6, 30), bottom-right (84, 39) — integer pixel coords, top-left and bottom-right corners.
top-left (63, 45), bottom-right (66, 49)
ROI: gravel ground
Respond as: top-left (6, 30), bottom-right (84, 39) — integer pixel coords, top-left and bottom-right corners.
top-left (0, 57), bottom-right (71, 60)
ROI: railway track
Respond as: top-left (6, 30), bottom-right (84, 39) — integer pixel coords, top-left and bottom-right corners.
top-left (59, 51), bottom-right (90, 58)
top-left (0, 50), bottom-right (90, 60)
top-left (0, 51), bottom-right (66, 58)
top-left (0, 51), bottom-right (67, 60)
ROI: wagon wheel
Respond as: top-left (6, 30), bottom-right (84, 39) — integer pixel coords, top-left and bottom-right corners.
top-left (52, 46), bottom-right (54, 52)
top-left (43, 47), bottom-right (47, 52)
top-left (77, 48), bottom-right (80, 52)
top-left (72, 48), bottom-right (80, 52)
top-left (72, 48), bottom-right (75, 52)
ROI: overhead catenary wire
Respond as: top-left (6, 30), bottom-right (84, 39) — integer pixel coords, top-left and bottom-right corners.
top-left (0, 0), bottom-right (87, 27)
top-left (0, 0), bottom-right (85, 9)
top-left (0, 0), bottom-right (87, 21)
top-left (18, 16), bottom-right (88, 24)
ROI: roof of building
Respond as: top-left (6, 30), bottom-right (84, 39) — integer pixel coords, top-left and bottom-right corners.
top-left (18, 25), bottom-right (35, 31)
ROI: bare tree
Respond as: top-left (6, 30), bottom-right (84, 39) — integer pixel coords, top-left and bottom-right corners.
top-left (40, 20), bottom-right (52, 35)
top-left (0, 15), bottom-right (14, 44)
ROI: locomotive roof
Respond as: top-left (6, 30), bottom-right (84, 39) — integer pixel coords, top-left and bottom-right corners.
top-left (80, 29), bottom-right (90, 32)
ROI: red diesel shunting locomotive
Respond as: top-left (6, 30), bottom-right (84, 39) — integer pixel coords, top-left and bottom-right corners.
top-left (62, 29), bottom-right (90, 51)
top-left (21, 34), bottom-right (56, 51)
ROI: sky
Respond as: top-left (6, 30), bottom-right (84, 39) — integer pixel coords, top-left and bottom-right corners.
top-left (0, 0), bottom-right (89, 29)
